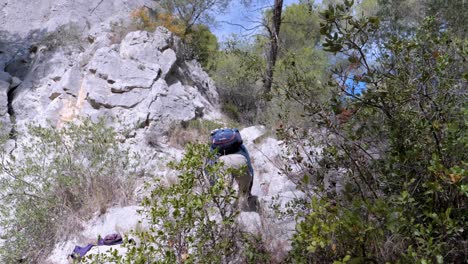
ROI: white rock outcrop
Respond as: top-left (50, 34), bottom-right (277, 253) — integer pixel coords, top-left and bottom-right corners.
top-left (0, 0), bottom-right (153, 36)
top-left (3, 26), bottom-right (219, 149)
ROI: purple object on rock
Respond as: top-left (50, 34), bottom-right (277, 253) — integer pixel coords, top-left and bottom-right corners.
top-left (70, 233), bottom-right (123, 259)
top-left (98, 233), bottom-right (123, 246)
top-left (71, 244), bottom-right (94, 259)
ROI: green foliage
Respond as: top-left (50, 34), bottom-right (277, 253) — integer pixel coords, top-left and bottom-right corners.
top-left (425, 0), bottom-right (468, 39)
top-left (208, 2), bottom-right (330, 126)
top-left (265, 3), bottom-right (330, 127)
top-left (243, 234), bottom-right (271, 264)
top-left (280, 1), bottom-right (467, 263)
top-left (89, 143), bottom-right (268, 263)
top-left (274, 47), bottom-right (329, 127)
top-left (184, 24), bottom-right (219, 70)
top-left (375, 0), bottom-right (425, 36)
top-left (280, 3), bottom-right (322, 51)
top-left (159, 0), bottom-right (230, 33)
top-left (0, 119), bottom-right (136, 263)
top-left (211, 39), bottom-right (265, 124)
top-left (130, 7), bottom-right (219, 70)
top-left (361, 0), bottom-right (467, 39)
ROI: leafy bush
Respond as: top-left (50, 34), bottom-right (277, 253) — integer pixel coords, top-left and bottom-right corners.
top-left (0, 119), bottom-right (136, 263)
top-left (131, 7), bottom-right (185, 37)
top-left (183, 24), bottom-right (219, 70)
top-left (211, 42), bottom-right (265, 124)
top-left (131, 7), bottom-right (218, 69)
top-left (279, 1), bottom-right (467, 263)
top-left (87, 143), bottom-right (268, 263)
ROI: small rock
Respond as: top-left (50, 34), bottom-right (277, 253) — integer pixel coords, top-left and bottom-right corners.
top-left (10, 77), bottom-right (22, 89)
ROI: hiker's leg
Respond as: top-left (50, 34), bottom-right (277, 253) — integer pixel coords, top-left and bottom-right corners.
top-left (219, 154), bottom-right (252, 209)
top-left (248, 174), bottom-right (253, 195)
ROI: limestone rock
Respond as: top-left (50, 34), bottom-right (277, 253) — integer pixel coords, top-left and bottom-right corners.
top-left (238, 212), bottom-right (262, 235)
top-left (158, 49), bottom-right (177, 78)
top-left (47, 65), bottom-right (82, 100)
top-left (0, 80), bottom-right (9, 117)
top-left (176, 60), bottom-right (219, 105)
top-left (0, 0), bottom-right (154, 37)
top-left (0, 80), bottom-right (10, 136)
top-left (153, 27), bottom-right (175, 51)
top-left (60, 65), bottom-right (82, 95)
top-left (146, 81), bottom-right (203, 130)
top-left (86, 75), bottom-right (148, 109)
top-left (120, 31), bottom-right (162, 61)
top-left (120, 30), bottom-right (177, 78)
top-left (87, 47), bottom-right (160, 93)
top-left (10, 77), bottom-right (22, 89)
top-left (0, 71), bottom-right (12, 84)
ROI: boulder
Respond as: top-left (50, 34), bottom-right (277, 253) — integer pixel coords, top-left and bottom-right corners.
top-left (176, 60), bottom-right (219, 105)
top-left (0, 71), bottom-right (12, 84)
top-left (10, 77), bottom-right (22, 89)
top-left (0, 80), bottom-right (10, 137)
top-left (238, 212), bottom-right (262, 235)
top-left (86, 75), bottom-right (148, 109)
top-left (120, 31), bottom-right (163, 62)
top-left (120, 30), bottom-right (177, 78)
top-left (1, 0), bottom-right (154, 37)
top-left (146, 81), bottom-right (204, 130)
top-left (87, 47), bottom-right (160, 93)
top-left (60, 65), bottom-right (82, 96)
top-left (153, 27), bottom-right (175, 51)
top-left (0, 80), bottom-right (9, 117)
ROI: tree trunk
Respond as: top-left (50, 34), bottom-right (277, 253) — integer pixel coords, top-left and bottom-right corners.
top-left (262, 0), bottom-right (283, 97)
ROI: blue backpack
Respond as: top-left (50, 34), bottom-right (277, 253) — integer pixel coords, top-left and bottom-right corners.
top-left (210, 128), bottom-right (243, 155)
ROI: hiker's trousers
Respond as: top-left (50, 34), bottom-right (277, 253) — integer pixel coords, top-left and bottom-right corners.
top-left (219, 154), bottom-right (252, 209)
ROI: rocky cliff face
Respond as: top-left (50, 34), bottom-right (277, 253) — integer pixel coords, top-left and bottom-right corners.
top-left (1, 27), bottom-right (219, 138)
top-left (0, 28), bottom-right (222, 182)
top-left (1, 1), bottom-right (302, 262)
top-left (1, 7), bottom-right (221, 167)
top-left (1, 0), bottom-right (151, 35)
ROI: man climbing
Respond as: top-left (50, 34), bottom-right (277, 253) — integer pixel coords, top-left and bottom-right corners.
top-left (210, 128), bottom-right (256, 212)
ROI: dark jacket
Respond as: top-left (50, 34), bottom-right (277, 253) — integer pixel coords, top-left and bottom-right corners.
top-left (233, 144), bottom-right (254, 178)
top-left (209, 144), bottom-right (254, 193)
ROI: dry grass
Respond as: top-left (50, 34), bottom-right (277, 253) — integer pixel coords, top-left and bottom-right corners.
top-left (0, 119), bottom-right (138, 263)
top-left (167, 119), bottom-right (235, 148)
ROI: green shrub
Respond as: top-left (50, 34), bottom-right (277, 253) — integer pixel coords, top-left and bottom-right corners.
top-left (279, 1), bottom-right (467, 263)
top-left (130, 7), bottom-right (219, 70)
top-left (184, 25), bottom-right (219, 70)
top-left (0, 119), bottom-right (136, 263)
top-left (87, 143), bottom-right (268, 263)
top-left (211, 44), bottom-right (264, 125)
top-left (221, 102), bottom-right (241, 122)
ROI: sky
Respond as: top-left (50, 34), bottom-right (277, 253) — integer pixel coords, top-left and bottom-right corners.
top-left (211, 0), bottom-right (300, 43)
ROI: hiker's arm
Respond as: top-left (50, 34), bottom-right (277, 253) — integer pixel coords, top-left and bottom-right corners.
top-left (240, 145), bottom-right (254, 177)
